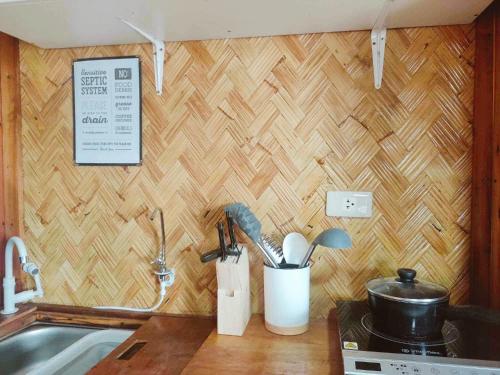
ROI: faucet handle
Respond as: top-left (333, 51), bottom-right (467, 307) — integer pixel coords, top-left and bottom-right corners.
top-left (152, 256), bottom-right (169, 274)
top-left (151, 254), bottom-right (174, 284)
top-left (154, 267), bottom-right (175, 286)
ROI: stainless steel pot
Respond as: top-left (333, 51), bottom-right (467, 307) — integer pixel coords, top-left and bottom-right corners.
top-left (366, 268), bottom-right (450, 340)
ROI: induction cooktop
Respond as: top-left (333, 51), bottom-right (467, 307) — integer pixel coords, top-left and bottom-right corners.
top-left (337, 301), bottom-right (500, 375)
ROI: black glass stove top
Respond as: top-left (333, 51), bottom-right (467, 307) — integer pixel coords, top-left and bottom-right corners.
top-left (337, 301), bottom-right (500, 361)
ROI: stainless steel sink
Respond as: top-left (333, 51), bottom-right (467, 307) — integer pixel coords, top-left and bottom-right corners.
top-left (0, 323), bottom-right (98, 375)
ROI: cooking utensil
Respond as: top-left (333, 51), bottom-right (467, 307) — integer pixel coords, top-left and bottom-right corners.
top-left (298, 228), bottom-right (352, 268)
top-left (445, 304), bottom-right (500, 325)
top-left (283, 232), bottom-right (309, 266)
top-left (217, 222), bottom-right (227, 261)
top-left (226, 213), bottom-right (237, 250)
top-left (200, 216), bottom-right (240, 263)
top-left (200, 248), bottom-right (222, 263)
top-left (225, 203), bottom-right (284, 268)
top-left (446, 305), bottom-right (500, 326)
top-left (366, 268), bottom-right (450, 340)
top-left (226, 212), bottom-right (241, 261)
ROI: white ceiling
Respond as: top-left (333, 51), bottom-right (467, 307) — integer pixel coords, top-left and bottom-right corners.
top-left (0, 0), bottom-right (493, 48)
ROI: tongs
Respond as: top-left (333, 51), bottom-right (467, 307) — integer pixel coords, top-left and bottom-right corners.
top-left (200, 212), bottom-right (241, 263)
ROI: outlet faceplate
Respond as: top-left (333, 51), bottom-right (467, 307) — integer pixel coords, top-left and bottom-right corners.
top-left (326, 191), bottom-right (373, 218)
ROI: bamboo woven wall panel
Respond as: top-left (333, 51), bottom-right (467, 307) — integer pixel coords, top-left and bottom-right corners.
top-left (20, 25), bottom-right (474, 318)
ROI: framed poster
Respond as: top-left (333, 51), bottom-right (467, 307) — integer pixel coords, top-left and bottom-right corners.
top-left (72, 56), bottom-right (142, 165)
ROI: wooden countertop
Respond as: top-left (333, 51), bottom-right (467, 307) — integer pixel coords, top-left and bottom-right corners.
top-left (90, 315), bottom-right (216, 375)
top-left (182, 314), bottom-right (343, 375)
top-left (0, 305), bottom-right (344, 374)
top-left (92, 313), bottom-right (343, 374)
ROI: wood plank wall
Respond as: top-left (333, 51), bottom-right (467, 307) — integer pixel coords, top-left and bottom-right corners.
top-left (20, 25), bottom-right (474, 318)
top-left (0, 32), bottom-right (24, 307)
top-left (471, 0), bottom-right (500, 309)
top-left (494, 1), bottom-right (500, 310)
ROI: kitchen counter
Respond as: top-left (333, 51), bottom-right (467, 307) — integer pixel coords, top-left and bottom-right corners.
top-left (0, 304), bottom-right (343, 374)
top-left (92, 313), bottom-right (343, 374)
top-left (90, 315), bottom-right (216, 374)
top-left (181, 314), bottom-right (343, 374)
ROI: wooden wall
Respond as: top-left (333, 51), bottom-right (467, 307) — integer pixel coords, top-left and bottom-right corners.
top-left (20, 25), bottom-right (474, 317)
top-left (471, 0), bottom-right (500, 309)
top-left (0, 33), bottom-right (24, 308)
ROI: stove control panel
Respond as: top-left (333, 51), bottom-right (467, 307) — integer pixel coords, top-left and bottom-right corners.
top-left (343, 357), bottom-right (500, 375)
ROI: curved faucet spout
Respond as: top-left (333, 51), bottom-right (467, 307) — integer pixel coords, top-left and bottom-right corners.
top-left (2, 236), bottom-right (43, 315)
top-left (4, 237), bottom-right (28, 280)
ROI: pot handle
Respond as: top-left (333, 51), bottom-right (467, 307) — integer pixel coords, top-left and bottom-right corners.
top-left (397, 268), bottom-right (416, 283)
top-left (446, 305), bottom-right (500, 325)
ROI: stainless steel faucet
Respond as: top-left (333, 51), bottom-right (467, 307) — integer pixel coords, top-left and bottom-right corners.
top-left (149, 208), bottom-right (173, 284)
top-left (93, 209), bottom-right (174, 312)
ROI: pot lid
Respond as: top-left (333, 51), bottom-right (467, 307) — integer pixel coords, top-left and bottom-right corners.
top-left (366, 268), bottom-right (450, 304)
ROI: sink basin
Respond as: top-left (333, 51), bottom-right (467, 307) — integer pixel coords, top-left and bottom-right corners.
top-left (34, 328), bottom-right (133, 375)
top-left (0, 323), bottom-right (133, 375)
top-left (0, 324), bottom-right (98, 375)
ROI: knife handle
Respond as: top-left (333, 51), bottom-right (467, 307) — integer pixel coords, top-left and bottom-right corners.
top-left (200, 248), bottom-right (221, 263)
top-left (217, 221), bottom-right (227, 261)
top-left (226, 212), bottom-right (237, 250)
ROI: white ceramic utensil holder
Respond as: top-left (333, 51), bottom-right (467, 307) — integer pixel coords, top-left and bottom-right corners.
top-left (216, 245), bottom-right (251, 336)
top-left (264, 264), bottom-right (310, 335)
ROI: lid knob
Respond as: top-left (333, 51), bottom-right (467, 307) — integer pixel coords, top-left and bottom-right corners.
top-left (397, 268), bottom-right (416, 283)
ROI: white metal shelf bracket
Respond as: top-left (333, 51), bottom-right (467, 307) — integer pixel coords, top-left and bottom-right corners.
top-left (371, 0), bottom-right (392, 90)
top-left (121, 19), bottom-right (165, 96)
top-left (371, 28), bottom-right (386, 90)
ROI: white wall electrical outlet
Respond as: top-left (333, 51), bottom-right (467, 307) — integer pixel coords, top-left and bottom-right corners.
top-left (326, 191), bottom-right (373, 218)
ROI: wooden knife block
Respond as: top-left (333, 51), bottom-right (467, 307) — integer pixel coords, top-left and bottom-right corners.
top-left (216, 245), bottom-right (251, 336)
